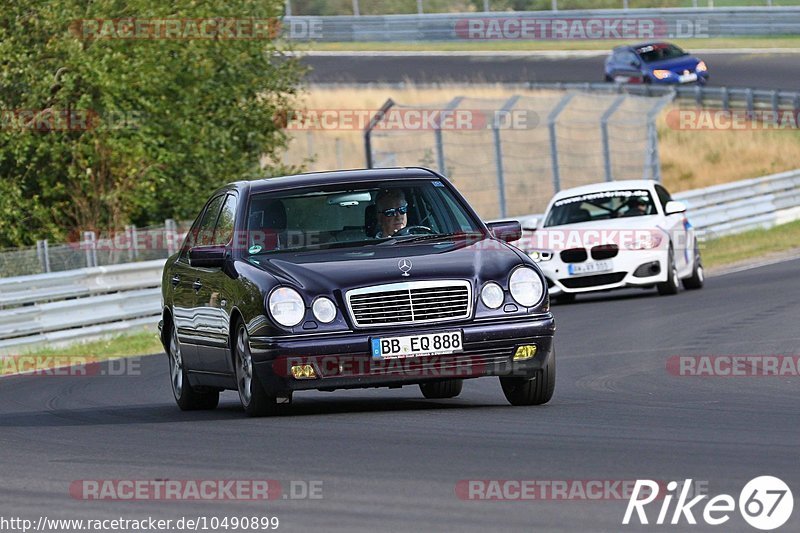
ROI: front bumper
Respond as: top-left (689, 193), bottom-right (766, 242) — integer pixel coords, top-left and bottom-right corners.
top-left (249, 314), bottom-right (555, 396)
top-left (537, 249), bottom-right (668, 295)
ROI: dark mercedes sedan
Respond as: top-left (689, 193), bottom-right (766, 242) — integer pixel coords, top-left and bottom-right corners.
top-left (159, 168), bottom-right (555, 416)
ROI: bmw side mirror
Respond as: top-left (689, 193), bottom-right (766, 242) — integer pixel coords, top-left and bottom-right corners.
top-left (189, 245), bottom-right (226, 268)
top-left (665, 201), bottom-right (687, 215)
top-left (487, 221), bottom-right (522, 243)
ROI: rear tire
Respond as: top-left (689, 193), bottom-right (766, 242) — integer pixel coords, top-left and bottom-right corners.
top-left (682, 245), bottom-right (705, 290)
top-left (234, 321), bottom-right (282, 417)
top-left (419, 379), bottom-right (463, 399)
top-left (167, 324), bottom-right (219, 411)
top-left (500, 350), bottom-right (556, 406)
top-left (657, 248), bottom-right (679, 296)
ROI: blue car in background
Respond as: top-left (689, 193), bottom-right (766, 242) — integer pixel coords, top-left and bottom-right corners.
top-left (604, 42), bottom-right (708, 85)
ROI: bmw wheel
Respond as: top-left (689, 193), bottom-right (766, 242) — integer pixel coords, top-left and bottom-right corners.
top-left (683, 244), bottom-right (705, 290)
top-left (657, 248), bottom-right (679, 296)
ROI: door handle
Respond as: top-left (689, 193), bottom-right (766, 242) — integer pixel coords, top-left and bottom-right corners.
top-left (171, 275), bottom-right (181, 287)
top-left (192, 279), bottom-right (203, 292)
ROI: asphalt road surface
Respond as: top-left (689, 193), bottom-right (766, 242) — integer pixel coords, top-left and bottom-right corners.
top-left (1, 258), bottom-right (799, 532)
top-left (303, 52), bottom-right (800, 90)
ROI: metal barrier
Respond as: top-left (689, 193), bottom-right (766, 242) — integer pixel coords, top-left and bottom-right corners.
top-left (0, 260), bottom-right (165, 354)
top-left (285, 7), bottom-right (800, 41)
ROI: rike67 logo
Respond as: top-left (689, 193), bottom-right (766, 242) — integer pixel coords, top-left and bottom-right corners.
top-left (623, 477), bottom-right (793, 530)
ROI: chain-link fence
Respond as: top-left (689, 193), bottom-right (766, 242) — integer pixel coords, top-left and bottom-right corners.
top-left (363, 90), bottom-right (672, 219)
top-left (0, 220), bottom-right (191, 279)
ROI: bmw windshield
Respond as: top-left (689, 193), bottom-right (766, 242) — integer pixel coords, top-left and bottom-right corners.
top-left (544, 189), bottom-right (657, 227)
top-left (245, 179), bottom-right (484, 254)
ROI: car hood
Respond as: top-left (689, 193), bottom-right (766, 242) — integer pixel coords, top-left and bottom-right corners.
top-left (646, 55), bottom-right (701, 72)
top-left (247, 237), bottom-right (525, 295)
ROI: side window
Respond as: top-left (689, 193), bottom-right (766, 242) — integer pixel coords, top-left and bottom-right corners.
top-left (213, 194), bottom-right (237, 245)
top-left (623, 52), bottom-right (639, 66)
top-left (196, 195), bottom-right (225, 246)
top-left (654, 185), bottom-right (672, 212)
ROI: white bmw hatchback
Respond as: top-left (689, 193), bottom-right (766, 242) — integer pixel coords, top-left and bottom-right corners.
top-left (518, 180), bottom-right (704, 303)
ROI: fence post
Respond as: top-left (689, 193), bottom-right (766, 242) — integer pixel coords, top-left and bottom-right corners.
top-left (417, 0), bottom-right (423, 14)
top-left (643, 95), bottom-right (675, 182)
top-left (364, 98), bottom-right (395, 168)
top-left (434, 97), bottom-right (464, 175)
top-left (83, 231), bottom-right (97, 268)
top-left (285, 0), bottom-right (291, 16)
top-left (165, 219), bottom-right (178, 256)
top-left (493, 95), bottom-right (520, 219)
top-left (352, 0), bottom-right (360, 16)
top-left (547, 92), bottom-right (575, 194)
top-left (772, 90), bottom-right (780, 116)
top-left (601, 95), bottom-right (626, 183)
top-left (483, 0), bottom-right (490, 12)
top-left (551, 0), bottom-right (558, 11)
top-left (745, 88), bottom-right (755, 118)
top-left (721, 86), bottom-right (730, 112)
top-left (42, 239), bottom-right (51, 273)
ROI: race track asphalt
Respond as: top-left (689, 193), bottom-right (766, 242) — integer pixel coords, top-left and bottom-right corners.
top-left (1, 258), bottom-right (798, 532)
top-left (302, 52), bottom-right (800, 90)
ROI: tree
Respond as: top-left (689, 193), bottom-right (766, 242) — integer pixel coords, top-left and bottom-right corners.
top-left (0, 0), bottom-right (304, 247)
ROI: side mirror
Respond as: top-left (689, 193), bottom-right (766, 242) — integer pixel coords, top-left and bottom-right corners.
top-left (486, 221), bottom-right (522, 243)
top-left (189, 245), bottom-right (226, 268)
top-left (665, 201), bottom-right (687, 215)
top-left (629, 59), bottom-right (641, 68)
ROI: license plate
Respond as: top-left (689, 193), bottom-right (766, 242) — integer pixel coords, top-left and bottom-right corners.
top-left (679, 72), bottom-right (698, 83)
top-left (371, 331), bottom-right (463, 359)
top-left (568, 260), bottom-right (613, 276)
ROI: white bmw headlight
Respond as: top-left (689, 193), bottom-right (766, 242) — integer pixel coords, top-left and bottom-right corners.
top-left (529, 250), bottom-right (553, 263)
top-left (268, 287), bottom-right (305, 327)
top-left (509, 267), bottom-right (544, 307)
top-left (481, 282), bottom-right (504, 309)
top-left (312, 297), bottom-right (337, 324)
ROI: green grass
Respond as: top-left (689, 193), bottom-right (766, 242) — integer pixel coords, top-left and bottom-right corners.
top-left (702, 219), bottom-right (800, 268)
top-left (19, 330), bottom-right (163, 359)
top-left (298, 36), bottom-right (800, 52)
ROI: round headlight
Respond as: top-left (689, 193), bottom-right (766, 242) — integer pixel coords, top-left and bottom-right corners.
top-left (312, 297), bottom-right (337, 324)
top-left (509, 267), bottom-right (544, 307)
top-left (268, 287), bottom-right (305, 327)
top-left (481, 282), bottom-right (504, 309)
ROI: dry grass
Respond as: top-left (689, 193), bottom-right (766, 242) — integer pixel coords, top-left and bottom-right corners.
top-left (277, 84), bottom-right (800, 216)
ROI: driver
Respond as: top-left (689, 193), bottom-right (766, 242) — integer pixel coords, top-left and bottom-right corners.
top-left (374, 189), bottom-right (408, 238)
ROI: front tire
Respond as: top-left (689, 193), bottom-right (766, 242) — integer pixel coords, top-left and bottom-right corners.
top-left (168, 324), bottom-right (219, 411)
top-left (234, 321), bottom-right (282, 417)
top-left (657, 248), bottom-right (679, 296)
top-left (500, 350), bottom-right (556, 406)
top-left (419, 379), bottom-right (463, 399)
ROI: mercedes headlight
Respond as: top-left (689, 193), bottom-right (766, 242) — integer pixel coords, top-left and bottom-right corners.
top-left (481, 282), bottom-right (504, 309)
top-left (312, 297), bottom-right (337, 324)
top-left (268, 287), bottom-right (305, 327)
top-left (509, 267), bottom-right (544, 307)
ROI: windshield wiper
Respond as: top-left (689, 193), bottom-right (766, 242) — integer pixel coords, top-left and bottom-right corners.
top-left (391, 232), bottom-right (483, 244)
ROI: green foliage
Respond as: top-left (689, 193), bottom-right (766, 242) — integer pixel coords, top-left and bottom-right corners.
top-left (0, 0), bottom-right (304, 247)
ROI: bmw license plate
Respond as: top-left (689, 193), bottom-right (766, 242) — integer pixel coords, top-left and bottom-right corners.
top-left (568, 260), bottom-right (613, 276)
top-left (371, 331), bottom-right (463, 359)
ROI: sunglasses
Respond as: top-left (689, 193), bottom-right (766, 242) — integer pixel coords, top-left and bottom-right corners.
top-left (380, 204), bottom-right (408, 217)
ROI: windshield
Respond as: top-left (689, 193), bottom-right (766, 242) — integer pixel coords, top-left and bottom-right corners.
top-left (245, 179), bottom-right (483, 254)
top-left (636, 43), bottom-right (687, 63)
top-left (544, 189), bottom-right (657, 227)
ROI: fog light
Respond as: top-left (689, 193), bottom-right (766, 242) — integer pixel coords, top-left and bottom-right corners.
top-left (513, 345), bottom-right (538, 361)
top-left (291, 364), bottom-right (317, 379)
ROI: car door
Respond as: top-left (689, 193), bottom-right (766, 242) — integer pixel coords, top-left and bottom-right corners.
top-left (185, 193), bottom-right (226, 372)
top-left (194, 193), bottom-right (239, 375)
top-left (614, 51), bottom-right (643, 82)
top-left (654, 184), bottom-right (690, 273)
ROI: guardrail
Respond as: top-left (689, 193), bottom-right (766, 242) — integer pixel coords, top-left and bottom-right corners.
top-left (0, 260), bottom-right (165, 354)
top-left (285, 7), bottom-right (800, 41)
top-left (1, 168), bottom-right (799, 354)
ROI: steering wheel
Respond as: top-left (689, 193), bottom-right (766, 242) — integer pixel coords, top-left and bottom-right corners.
top-left (394, 225), bottom-right (434, 237)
